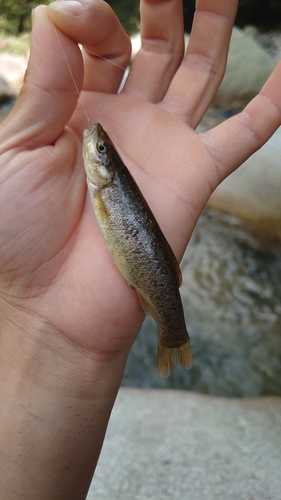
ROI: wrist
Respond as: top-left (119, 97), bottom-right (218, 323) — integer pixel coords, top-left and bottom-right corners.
top-left (0, 302), bottom-right (127, 499)
top-left (0, 300), bottom-right (128, 399)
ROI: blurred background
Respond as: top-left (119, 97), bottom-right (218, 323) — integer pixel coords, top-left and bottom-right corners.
top-left (1, 0), bottom-right (281, 36)
top-left (1, 0), bottom-right (281, 397)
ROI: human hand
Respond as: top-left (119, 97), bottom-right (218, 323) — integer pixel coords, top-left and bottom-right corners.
top-left (1, 0), bottom-right (281, 496)
top-left (3, 0), bottom-right (281, 377)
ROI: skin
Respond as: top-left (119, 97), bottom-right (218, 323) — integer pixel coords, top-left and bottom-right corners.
top-left (0, 0), bottom-right (281, 498)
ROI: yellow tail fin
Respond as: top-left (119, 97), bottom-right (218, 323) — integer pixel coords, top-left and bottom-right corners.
top-left (157, 342), bottom-right (193, 378)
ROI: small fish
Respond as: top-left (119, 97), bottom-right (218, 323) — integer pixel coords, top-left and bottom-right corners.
top-left (83, 123), bottom-right (193, 377)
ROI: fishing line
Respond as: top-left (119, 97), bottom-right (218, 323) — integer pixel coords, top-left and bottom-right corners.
top-left (51, 23), bottom-right (172, 137)
top-left (52, 22), bottom-right (92, 130)
top-left (51, 23), bottom-right (212, 123)
top-left (84, 48), bottom-right (127, 73)
top-left (84, 48), bottom-right (171, 95)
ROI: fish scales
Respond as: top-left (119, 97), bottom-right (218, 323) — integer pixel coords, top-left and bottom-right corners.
top-left (98, 173), bottom-right (184, 344)
top-left (83, 123), bottom-right (193, 377)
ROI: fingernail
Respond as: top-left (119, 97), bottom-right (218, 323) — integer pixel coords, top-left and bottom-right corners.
top-left (49, 1), bottom-right (86, 18)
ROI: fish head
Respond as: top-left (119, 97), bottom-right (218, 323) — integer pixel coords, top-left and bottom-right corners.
top-left (83, 123), bottom-right (115, 188)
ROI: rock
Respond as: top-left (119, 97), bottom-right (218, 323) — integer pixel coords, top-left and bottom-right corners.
top-left (0, 52), bottom-right (27, 94)
top-left (87, 388), bottom-right (281, 500)
top-left (207, 127), bottom-right (281, 238)
top-left (0, 99), bottom-right (16, 123)
top-left (213, 27), bottom-right (277, 109)
top-left (246, 27), bottom-right (281, 59)
top-left (0, 74), bottom-right (16, 103)
top-left (243, 25), bottom-right (259, 39)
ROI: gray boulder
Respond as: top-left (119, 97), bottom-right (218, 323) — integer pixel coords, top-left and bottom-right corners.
top-left (0, 74), bottom-right (15, 102)
top-left (0, 52), bottom-right (27, 95)
top-left (214, 27), bottom-right (277, 108)
top-left (207, 127), bottom-right (281, 239)
top-left (88, 388), bottom-right (281, 500)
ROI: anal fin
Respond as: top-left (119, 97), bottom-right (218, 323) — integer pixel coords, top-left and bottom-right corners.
top-left (137, 292), bottom-right (156, 319)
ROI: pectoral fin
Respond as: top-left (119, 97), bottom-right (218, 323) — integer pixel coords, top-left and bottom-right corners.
top-left (94, 189), bottom-right (108, 222)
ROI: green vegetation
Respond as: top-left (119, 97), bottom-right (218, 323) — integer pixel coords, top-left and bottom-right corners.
top-left (236, 0), bottom-right (281, 29)
top-left (0, 0), bottom-right (50, 35)
top-left (0, 32), bottom-right (30, 56)
top-left (107, 0), bottom-right (140, 34)
top-left (98, 0), bottom-right (281, 36)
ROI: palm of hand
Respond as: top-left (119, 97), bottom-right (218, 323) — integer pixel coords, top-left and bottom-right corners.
top-left (0, 94), bottom-right (204, 354)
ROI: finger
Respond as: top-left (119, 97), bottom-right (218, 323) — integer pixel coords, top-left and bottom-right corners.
top-left (0, 1), bottom-right (130, 150)
top-left (122, 0), bottom-right (184, 103)
top-left (48, 0), bottom-right (131, 94)
top-left (0, 5), bottom-right (83, 150)
top-left (201, 61), bottom-right (281, 185)
top-left (161, 0), bottom-right (238, 127)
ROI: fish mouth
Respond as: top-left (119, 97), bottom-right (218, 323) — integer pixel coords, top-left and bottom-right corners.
top-left (83, 123), bottom-right (102, 140)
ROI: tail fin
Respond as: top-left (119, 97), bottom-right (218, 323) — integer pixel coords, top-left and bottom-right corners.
top-left (157, 342), bottom-right (193, 378)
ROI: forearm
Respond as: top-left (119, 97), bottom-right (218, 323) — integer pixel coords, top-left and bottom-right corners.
top-left (0, 310), bottom-right (126, 500)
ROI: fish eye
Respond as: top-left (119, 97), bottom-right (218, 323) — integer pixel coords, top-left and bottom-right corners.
top-left (97, 141), bottom-right (108, 154)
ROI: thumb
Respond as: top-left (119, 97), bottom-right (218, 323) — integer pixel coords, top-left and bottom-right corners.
top-left (0, 5), bottom-right (83, 149)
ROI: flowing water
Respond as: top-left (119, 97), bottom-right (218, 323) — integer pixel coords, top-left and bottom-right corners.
top-left (122, 208), bottom-right (281, 397)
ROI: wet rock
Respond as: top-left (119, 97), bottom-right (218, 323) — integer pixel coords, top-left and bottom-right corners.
top-left (88, 388), bottom-right (281, 500)
top-left (213, 27), bottom-right (277, 109)
top-left (122, 208), bottom-right (281, 397)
